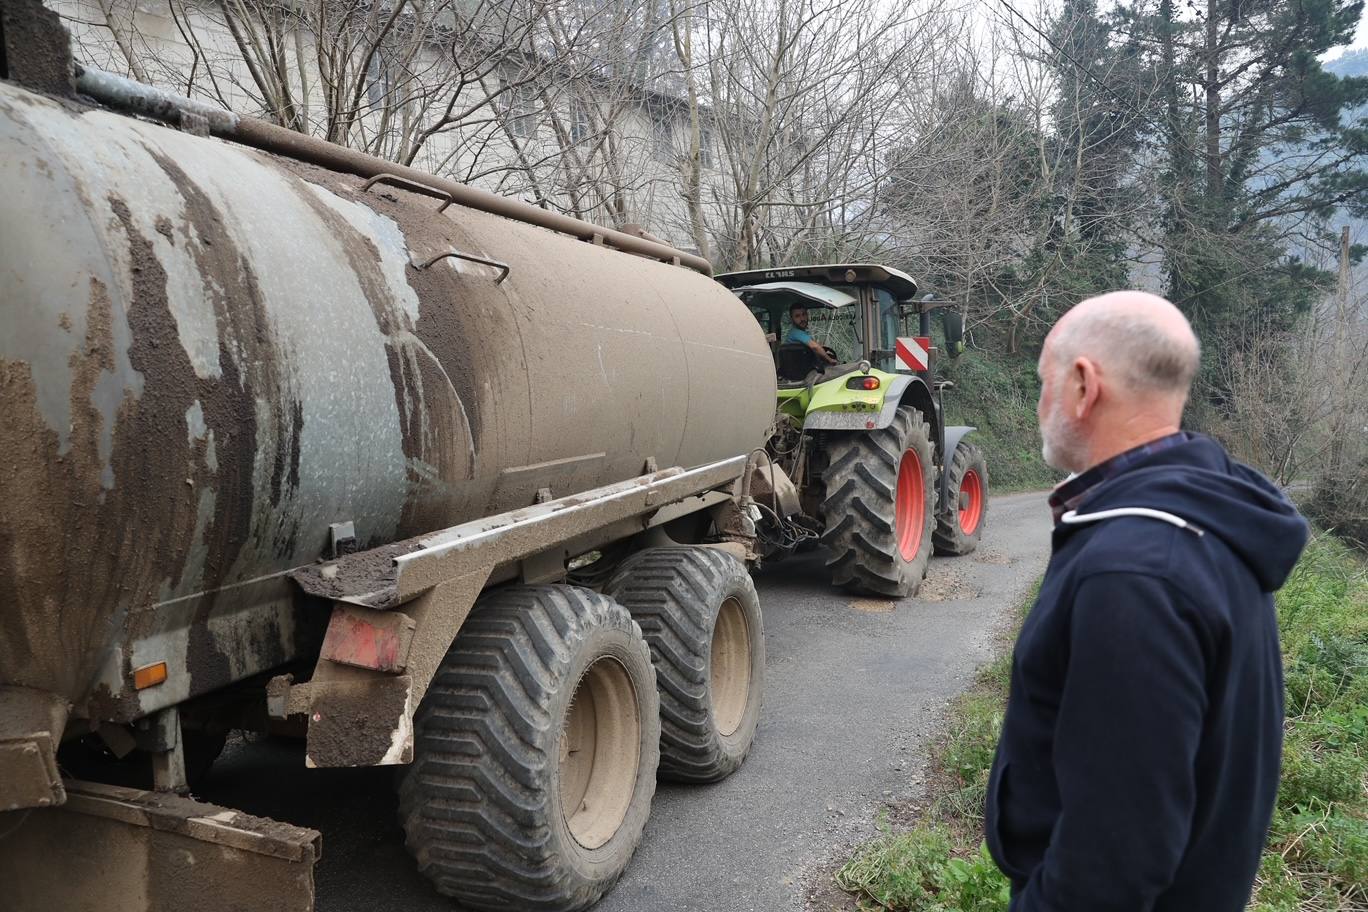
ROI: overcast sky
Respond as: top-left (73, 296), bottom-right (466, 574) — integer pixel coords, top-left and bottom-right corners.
top-left (1325, 5), bottom-right (1368, 59)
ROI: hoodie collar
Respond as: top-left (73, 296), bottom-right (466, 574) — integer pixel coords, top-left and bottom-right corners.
top-left (1049, 432), bottom-right (1191, 522)
top-left (1053, 435), bottom-right (1309, 592)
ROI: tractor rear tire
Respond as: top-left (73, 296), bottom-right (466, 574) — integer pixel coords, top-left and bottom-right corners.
top-left (398, 585), bottom-right (659, 912)
top-left (821, 406), bottom-right (935, 597)
top-left (605, 547), bottom-right (764, 783)
top-left (934, 440), bottom-right (989, 556)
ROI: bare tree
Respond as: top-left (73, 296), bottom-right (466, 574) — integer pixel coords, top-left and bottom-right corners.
top-left (60, 0), bottom-right (685, 222)
top-left (663, 0), bottom-right (958, 269)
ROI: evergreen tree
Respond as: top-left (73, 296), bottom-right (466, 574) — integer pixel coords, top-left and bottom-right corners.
top-left (1124, 0), bottom-right (1368, 338)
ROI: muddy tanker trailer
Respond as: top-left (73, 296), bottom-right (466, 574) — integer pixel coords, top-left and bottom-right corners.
top-left (0, 9), bottom-right (779, 910)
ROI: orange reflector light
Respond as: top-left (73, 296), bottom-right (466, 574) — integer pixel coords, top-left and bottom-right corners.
top-left (133, 662), bottom-right (168, 690)
top-left (847, 376), bottom-right (880, 391)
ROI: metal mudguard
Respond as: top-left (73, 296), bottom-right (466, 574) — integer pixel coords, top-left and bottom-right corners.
top-left (802, 373), bottom-right (922, 432)
top-left (939, 425), bottom-right (977, 512)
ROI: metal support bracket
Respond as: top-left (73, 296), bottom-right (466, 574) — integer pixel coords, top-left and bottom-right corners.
top-left (0, 687), bottom-right (67, 811)
top-left (328, 520), bottom-right (357, 558)
top-left (141, 707), bottom-right (187, 793)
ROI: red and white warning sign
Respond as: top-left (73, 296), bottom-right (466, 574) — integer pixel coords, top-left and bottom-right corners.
top-left (894, 336), bottom-right (932, 372)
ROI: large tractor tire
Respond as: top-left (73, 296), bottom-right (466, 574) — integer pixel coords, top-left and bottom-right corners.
top-left (821, 405), bottom-right (936, 597)
top-left (934, 440), bottom-right (989, 556)
top-left (399, 585), bottom-right (660, 912)
top-left (605, 547), bottom-right (764, 783)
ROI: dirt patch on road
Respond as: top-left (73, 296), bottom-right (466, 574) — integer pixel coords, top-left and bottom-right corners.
top-left (848, 598), bottom-right (896, 614)
top-left (916, 567), bottom-right (981, 602)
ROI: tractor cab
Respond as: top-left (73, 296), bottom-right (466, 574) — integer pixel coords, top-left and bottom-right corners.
top-left (734, 281), bottom-right (858, 384)
top-left (717, 264), bottom-right (958, 384)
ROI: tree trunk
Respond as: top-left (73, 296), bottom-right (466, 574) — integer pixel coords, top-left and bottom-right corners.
top-left (1204, 0), bottom-right (1222, 213)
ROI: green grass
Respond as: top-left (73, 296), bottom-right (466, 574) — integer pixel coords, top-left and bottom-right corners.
top-left (940, 351), bottom-right (1057, 493)
top-left (1254, 535), bottom-right (1368, 910)
top-left (836, 537), bottom-right (1368, 911)
top-left (836, 830), bottom-right (1010, 912)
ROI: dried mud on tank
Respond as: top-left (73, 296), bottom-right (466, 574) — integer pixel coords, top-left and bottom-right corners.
top-left (0, 157), bottom-right (289, 708)
top-left (0, 186), bottom-right (253, 709)
top-left (283, 158), bottom-right (486, 539)
top-left (0, 0), bottom-right (74, 96)
top-left (0, 281), bottom-right (122, 701)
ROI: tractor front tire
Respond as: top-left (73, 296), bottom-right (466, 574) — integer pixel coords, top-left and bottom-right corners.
top-left (605, 547), bottom-right (764, 783)
top-left (399, 585), bottom-right (659, 912)
top-left (933, 440), bottom-right (989, 556)
top-left (821, 406), bottom-right (935, 597)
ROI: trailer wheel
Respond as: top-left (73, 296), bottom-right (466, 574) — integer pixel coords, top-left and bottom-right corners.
top-left (605, 547), bottom-right (764, 783)
top-left (398, 585), bottom-right (659, 912)
top-left (934, 440), bottom-right (989, 556)
top-left (821, 405), bottom-right (935, 597)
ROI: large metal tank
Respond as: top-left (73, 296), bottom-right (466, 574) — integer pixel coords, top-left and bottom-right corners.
top-left (0, 78), bottom-right (776, 724)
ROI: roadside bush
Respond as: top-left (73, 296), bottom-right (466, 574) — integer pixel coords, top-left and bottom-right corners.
top-left (1304, 458), bottom-right (1368, 551)
top-left (1258, 533), bottom-right (1368, 909)
top-left (940, 353), bottom-right (1056, 492)
top-left (1251, 853), bottom-right (1302, 911)
top-left (1299, 812), bottom-right (1368, 888)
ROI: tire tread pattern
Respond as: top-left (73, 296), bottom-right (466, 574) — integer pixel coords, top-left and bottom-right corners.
top-left (398, 585), bottom-right (655, 912)
top-left (932, 440), bottom-right (989, 556)
top-left (604, 547), bottom-right (762, 783)
top-left (819, 406), bottom-right (935, 596)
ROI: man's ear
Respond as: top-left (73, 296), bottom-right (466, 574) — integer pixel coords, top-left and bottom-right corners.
top-left (1073, 357), bottom-right (1101, 420)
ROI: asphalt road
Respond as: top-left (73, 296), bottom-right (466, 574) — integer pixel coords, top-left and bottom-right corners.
top-left (201, 490), bottom-right (1052, 912)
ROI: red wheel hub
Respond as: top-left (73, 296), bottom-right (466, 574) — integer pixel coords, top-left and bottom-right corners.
top-left (895, 449), bottom-right (926, 561)
top-left (959, 469), bottom-right (983, 535)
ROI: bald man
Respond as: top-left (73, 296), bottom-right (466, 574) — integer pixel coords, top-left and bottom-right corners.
top-left (985, 292), bottom-right (1309, 911)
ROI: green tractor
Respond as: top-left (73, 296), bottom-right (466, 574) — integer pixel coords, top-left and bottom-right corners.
top-left (718, 264), bottom-right (988, 598)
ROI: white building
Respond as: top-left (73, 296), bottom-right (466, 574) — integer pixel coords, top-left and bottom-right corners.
top-left (47, 0), bottom-right (726, 253)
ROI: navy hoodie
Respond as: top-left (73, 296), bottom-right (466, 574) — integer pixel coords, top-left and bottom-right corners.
top-left (985, 434), bottom-right (1309, 912)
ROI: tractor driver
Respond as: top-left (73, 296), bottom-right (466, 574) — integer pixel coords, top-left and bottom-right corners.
top-left (785, 302), bottom-right (839, 366)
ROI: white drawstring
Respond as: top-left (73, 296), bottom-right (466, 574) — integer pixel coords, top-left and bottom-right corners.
top-left (1060, 507), bottom-right (1205, 536)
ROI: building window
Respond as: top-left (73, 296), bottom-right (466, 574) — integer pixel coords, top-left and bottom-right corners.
top-left (652, 114), bottom-right (674, 164)
top-left (366, 55), bottom-right (390, 109)
top-left (497, 78), bottom-right (539, 141)
top-left (571, 97), bottom-right (592, 145)
top-left (699, 124), bottom-right (714, 169)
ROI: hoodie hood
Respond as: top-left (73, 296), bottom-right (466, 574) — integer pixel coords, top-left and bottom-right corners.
top-left (1069, 435), bottom-right (1309, 592)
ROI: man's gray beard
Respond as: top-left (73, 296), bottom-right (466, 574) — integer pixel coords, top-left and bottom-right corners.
top-left (1040, 405), bottom-right (1085, 474)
